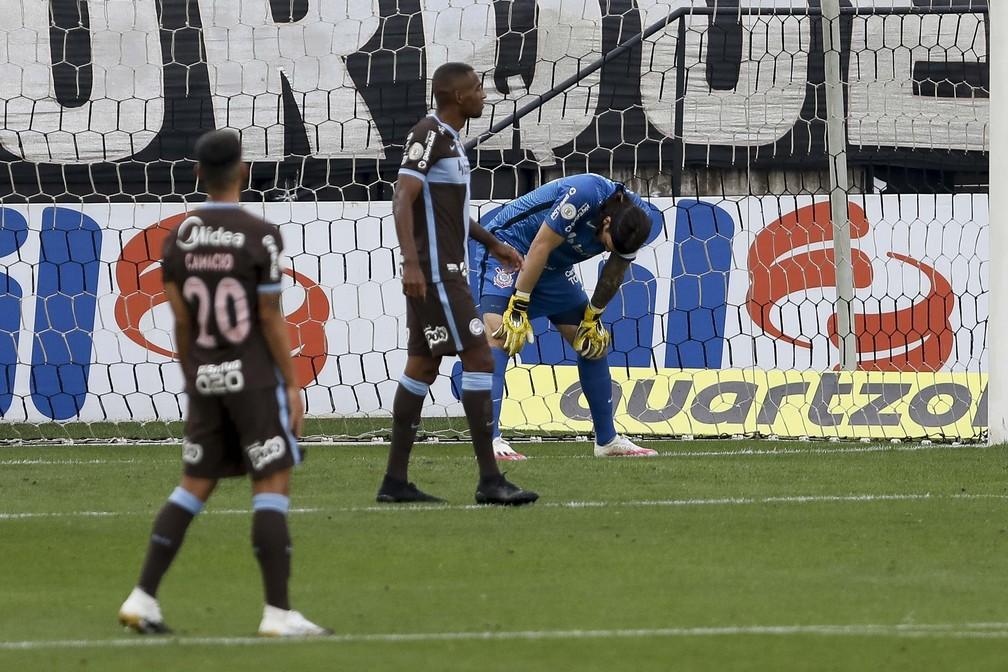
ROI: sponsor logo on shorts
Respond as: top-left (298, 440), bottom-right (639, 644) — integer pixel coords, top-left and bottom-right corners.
top-left (424, 325), bottom-right (449, 348)
top-left (469, 318), bottom-right (485, 336)
top-left (493, 267), bottom-right (514, 289)
top-left (247, 436), bottom-right (286, 471)
top-left (565, 268), bottom-right (581, 286)
top-left (182, 439), bottom-right (203, 465)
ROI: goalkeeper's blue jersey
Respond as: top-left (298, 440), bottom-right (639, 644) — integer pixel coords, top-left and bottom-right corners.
top-left (482, 173), bottom-right (646, 270)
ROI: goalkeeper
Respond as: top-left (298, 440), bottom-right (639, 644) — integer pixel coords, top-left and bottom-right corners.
top-left (468, 173), bottom-right (658, 460)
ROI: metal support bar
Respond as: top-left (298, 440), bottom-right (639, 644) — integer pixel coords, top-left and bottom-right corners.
top-left (821, 0), bottom-right (857, 371)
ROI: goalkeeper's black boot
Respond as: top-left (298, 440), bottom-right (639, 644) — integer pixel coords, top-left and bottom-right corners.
top-left (376, 475), bottom-right (445, 503)
top-left (475, 473), bottom-right (539, 506)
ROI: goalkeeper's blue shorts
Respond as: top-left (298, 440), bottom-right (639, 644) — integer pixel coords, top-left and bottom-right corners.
top-left (468, 240), bottom-right (587, 326)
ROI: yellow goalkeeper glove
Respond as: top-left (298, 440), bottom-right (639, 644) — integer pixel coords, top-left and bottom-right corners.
top-left (573, 304), bottom-right (610, 360)
top-left (493, 290), bottom-right (534, 356)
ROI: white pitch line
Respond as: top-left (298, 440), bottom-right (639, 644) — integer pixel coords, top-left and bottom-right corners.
top-left (3, 492), bottom-right (1007, 521)
top-left (0, 441), bottom-right (981, 467)
top-left (3, 622), bottom-right (1008, 650)
top-left (0, 458), bottom-right (144, 465)
top-left (303, 442), bottom-right (974, 458)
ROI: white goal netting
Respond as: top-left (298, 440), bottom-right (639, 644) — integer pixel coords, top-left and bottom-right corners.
top-left (0, 0), bottom-right (989, 442)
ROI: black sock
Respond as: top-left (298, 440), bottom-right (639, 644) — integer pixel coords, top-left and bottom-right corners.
top-left (387, 377), bottom-right (428, 481)
top-left (137, 489), bottom-right (201, 596)
top-left (462, 387), bottom-right (500, 479)
top-left (252, 505), bottom-right (291, 611)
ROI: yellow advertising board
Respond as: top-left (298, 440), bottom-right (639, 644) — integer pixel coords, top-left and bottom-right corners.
top-left (501, 367), bottom-right (987, 440)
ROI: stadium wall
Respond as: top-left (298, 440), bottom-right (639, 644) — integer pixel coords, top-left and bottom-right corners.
top-left (0, 195), bottom-right (986, 440)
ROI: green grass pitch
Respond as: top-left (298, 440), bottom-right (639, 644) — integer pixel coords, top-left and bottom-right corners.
top-left (2, 440), bottom-right (1008, 671)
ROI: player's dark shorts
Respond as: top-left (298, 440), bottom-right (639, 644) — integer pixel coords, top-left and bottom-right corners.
top-left (181, 384), bottom-right (302, 480)
top-left (407, 278), bottom-right (486, 356)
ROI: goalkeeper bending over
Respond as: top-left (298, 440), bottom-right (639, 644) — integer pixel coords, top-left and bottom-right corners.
top-left (468, 173), bottom-right (659, 460)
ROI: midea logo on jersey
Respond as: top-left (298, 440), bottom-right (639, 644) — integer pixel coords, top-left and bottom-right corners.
top-left (176, 216), bottom-right (247, 251)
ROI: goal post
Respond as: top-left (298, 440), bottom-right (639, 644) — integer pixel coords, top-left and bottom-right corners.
top-left (989, 0), bottom-right (1006, 444)
top-left (820, 0), bottom-right (857, 372)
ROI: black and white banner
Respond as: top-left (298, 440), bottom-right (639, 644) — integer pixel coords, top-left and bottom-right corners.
top-left (0, 0), bottom-right (989, 199)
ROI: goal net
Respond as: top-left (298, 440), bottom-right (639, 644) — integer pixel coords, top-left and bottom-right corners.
top-left (0, 0), bottom-right (989, 443)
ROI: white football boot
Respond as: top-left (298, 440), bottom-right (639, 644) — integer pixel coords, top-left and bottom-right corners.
top-left (594, 434), bottom-right (659, 457)
top-left (492, 436), bottom-right (527, 461)
top-left (118, 586), bottom-right (171, 634)
top-left (257, 605), bottom-right (332, 637)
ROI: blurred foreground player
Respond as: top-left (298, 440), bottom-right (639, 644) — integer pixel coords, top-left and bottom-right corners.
top-left (376, 62), bottom-right (538, 505)
top-left (117, 130), bottom-right (329, 637)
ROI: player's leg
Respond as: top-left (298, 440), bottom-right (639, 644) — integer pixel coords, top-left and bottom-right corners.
top-left (471, 258), bottom-right (527, 460)
top-left (250, 468), bottom-right (330, 636)
top-left (457, 341), bottom-right (501, 479)
top-left (458, 342), bottom-right (538, 505)
top-left (541, 274), bottom-right (657, 458)
top-left (450, 279), bottom-right (538, 505)
top-left (119, 395), bottom-right (226, 634)
top-left (231, 388), bottom-right (329, 637)
top-left (119, 474), bottom-right (216, 634)
top-left (251, 470), bottom-right (292, 614)
top-left (376, 353), bottom-right (445, 503)
top-left (554, 319), bottom-right (658, 457)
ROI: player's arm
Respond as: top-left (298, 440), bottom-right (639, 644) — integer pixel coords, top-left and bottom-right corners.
top-left (163, 281), bottom-right (193, 377)
top-left (469, 218), bottom-right (522, 272)
top-left (514, 223), bottom-right (564, 294)
top-left (259, 291), bottom-right (304, 437)
top-left (393, 175), bottom-right (426, 299)
top-left (591, 253), bottom-right (632, 309)
top-left (492, 224), bottom-right (564, 356)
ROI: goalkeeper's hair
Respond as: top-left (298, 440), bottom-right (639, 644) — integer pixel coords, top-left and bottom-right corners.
top-left (432, 62), bottom-right (475, 107)
top-left (194, 129), bottom-right (243, 192)
top-left (609, 205), bottom-right (652, 256)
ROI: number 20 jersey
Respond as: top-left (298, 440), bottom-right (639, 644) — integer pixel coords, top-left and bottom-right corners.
top-left (160, 204), bottom-right (285, 396)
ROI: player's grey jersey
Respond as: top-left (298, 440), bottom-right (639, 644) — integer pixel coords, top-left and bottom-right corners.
top-left (161, 203), bottom-right (284, 396)
top-left (398, 114), bottom-right (471, 284)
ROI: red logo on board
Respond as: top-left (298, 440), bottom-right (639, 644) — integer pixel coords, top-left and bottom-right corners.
top-left (746, 202), bottom-right (954, 371)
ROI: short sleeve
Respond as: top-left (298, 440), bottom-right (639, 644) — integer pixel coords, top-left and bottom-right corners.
top-left (257, 225), bottom-right (284, 293)
top-left (398, 123), bottom-right (448, 182)
top-left (544, 179), bottom-right (598, 236)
